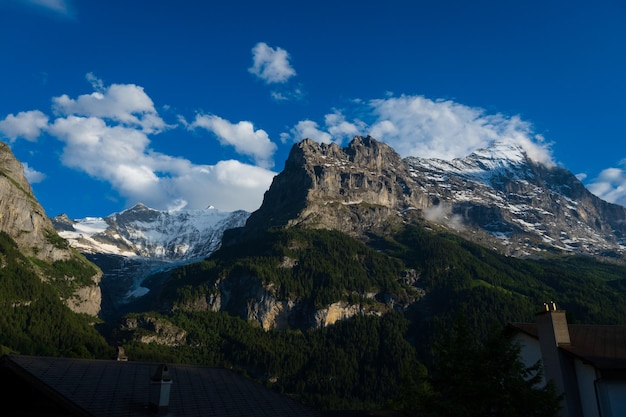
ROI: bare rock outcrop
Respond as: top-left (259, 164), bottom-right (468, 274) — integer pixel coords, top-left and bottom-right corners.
top-left (0, 142), bottom-right (102, 315)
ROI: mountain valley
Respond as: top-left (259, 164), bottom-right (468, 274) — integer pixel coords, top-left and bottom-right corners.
top-left (3, 136), bottom-right (626, 410)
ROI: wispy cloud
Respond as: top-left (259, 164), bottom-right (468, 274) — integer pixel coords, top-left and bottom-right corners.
top-left (22, 0), bottom-right (74, 17)
top-left (586, 162), bottom-right (626, 207)
top-left (248, 42), bottom-right (296, 84)
top-left (0, 75), bottom-right (277, 212)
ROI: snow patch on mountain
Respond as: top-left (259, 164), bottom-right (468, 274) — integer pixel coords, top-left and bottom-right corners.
top-left (53, 204), bottom-right (250, 308)
top-left (405, 140), bottom-right (626, 260)
top-left (55, 203), bottom-right (250, 261)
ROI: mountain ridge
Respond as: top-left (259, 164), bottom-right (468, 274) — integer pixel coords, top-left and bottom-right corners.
top-left (226, 136), bottom-right (626, 262)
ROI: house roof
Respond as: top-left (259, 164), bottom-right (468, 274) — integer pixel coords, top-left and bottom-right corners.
top-left (508, 323), bottom-right (626, 372)
top-left (0, 354), bottom-right (320, 417)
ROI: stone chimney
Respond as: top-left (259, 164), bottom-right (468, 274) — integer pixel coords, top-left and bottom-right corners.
top-left (149, 364), bottom-right (173, 414)
top-left (535, 302), bottom-right (577, 417)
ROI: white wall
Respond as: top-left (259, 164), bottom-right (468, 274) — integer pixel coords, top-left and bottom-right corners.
top-left (574, 358), bottom-right (599, 417)
top-left (513, 332), bottom-right (546, 386)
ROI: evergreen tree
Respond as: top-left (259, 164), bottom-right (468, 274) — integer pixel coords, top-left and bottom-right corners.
top-left (423, 317), bottom-right (562, 417)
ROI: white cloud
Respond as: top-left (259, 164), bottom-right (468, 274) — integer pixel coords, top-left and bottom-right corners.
top-left (249, 42), bottom-right (296, 84)
top-left (586, 163), bottom-right (626, 207)
top-left (22, 162), bottom-right (46, 184)
top-left (281, 120), bottom-right (333, 144)
top-left (367, 95), bottom-right (554, 165)
top-left (282, 95), bottom-right (554, 166)
top-left (189, 114), bottom-right (277, 169)
top-left (324, 112), bottom-right (365, 143)
top-left (0, 110), bottom-right (49, 141)
top-left (2, 76), bottom-right (276, 213)
top-left (52, 74), bottom-right (167, 134)
top-left (270, 86), bottom-right (304, 102)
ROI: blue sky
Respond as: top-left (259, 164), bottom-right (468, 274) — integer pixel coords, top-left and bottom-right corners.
top-left (1, 0), bottom-right (625, 219)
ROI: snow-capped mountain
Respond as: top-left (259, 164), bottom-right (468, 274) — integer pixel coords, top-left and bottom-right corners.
top-left (405, 141), bottom-right (626, 259)
top-left (54, 203), bottom-right (250, 261)
top-left (230, 136), bottom-right (626, 262)
top-left (53, 204), bottom-right (249, 315)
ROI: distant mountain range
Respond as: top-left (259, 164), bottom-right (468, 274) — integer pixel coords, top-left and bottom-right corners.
top-left (46, 136), bottom-right (626, 317)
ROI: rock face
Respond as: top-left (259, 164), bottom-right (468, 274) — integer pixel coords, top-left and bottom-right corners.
top-left (1, 142), bottom-right (68, 262)
top-left (230, 136), bottom-right (626, 262)
top-left (229, 136), bottom-right (428, 241)
top-left (0, 142), bottom-right (102, 315)
top-left (406, 141), bottom-right (626, 259)
top-left (175, 273), bottom-right (393, 331)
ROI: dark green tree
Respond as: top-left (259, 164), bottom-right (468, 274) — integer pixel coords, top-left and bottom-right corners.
top-left (424, 317), bottom-right (562, 417)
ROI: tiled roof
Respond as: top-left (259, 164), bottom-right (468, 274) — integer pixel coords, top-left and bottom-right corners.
top-left (508, 323), bottom-right (626, 371)
top-left (1, 355), bottom-right (320, 417)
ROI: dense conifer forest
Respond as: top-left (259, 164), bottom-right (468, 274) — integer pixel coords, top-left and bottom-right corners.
top-left (0, 232), bottom-right (113, 357)
top-left (2, 224), bottom-right (626, 412)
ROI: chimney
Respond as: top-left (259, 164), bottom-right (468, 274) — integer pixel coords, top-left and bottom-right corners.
top-left (535, 302), bottom-right (574, 417)
top-left (116, 346), bottom-right (128, 361)
top-left (536, 301), bottom-right (571, 347)
top-left (149, 364), bottom-right (173, 414)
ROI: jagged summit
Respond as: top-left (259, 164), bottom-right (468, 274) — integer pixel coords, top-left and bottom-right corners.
top-left (229, 136), bottom-right (626, 261)
top-left (226, 136), bottom-right (424, 243)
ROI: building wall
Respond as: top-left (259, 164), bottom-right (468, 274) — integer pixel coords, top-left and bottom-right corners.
top-left (573, 358), bottom-right (599, 417)
top-left (513, 332), bottom-right (546, 386)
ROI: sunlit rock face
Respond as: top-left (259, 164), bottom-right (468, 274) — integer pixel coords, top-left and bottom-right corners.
top-left (230, 136), bottom-right (626, 261)
top-left (0, 142), bottom-right (102, 315)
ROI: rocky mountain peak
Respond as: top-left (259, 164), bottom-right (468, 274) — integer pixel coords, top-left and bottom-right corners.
top-left (227, 136), bottom-right (427, 242)
top-left (229, 136), bottom-right (626, 262)
top-left (110, 202), bottom-right (161, 225)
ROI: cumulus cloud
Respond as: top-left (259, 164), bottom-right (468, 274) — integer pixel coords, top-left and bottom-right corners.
top-left (0, 110), bottom-right (49, 141)
top-left (249, 42), bottom-right (296, 84)
top-left (281, 95), bottom-right (554, 166)
top-left (190, 114), bottom-right (277, 168)
top-left (586, 163), bottom-right (626, 207)
top-left (280, 111), bottom-right (364, 144)
top-left (0, 75), bottom-right (276, 212)
top-left (53, 74), bottom-right (167, 134)
top-left (281, 120), bottom-right (333, 144)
